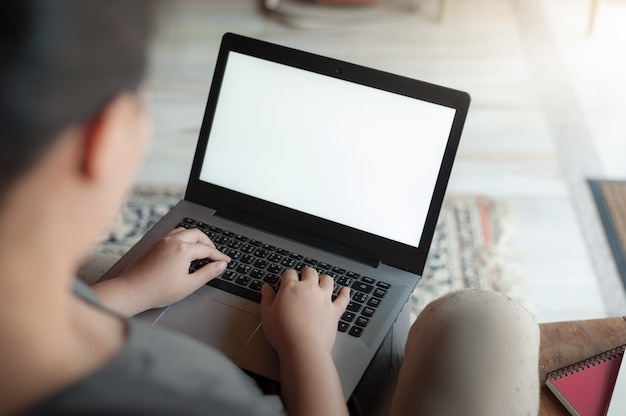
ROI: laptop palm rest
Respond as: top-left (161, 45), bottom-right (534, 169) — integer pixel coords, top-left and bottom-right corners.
top-left (154, 292), bottom-right (261, 359)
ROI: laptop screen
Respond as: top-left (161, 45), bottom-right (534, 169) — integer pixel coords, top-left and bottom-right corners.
top-left (199, 51), bottom-right (456, 248)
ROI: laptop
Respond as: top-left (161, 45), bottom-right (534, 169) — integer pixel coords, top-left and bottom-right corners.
top-left (99, 32), bottom-right (470, 399)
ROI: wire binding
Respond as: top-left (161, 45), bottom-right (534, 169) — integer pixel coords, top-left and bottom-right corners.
top-left (547, 344), bottom-right (626, 380)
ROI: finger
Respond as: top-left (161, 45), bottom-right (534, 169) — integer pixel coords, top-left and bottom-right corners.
top-left (166, 226), bottom-right (188, 236)
top-left (318, 274), bottom-right (334, 291)
top-left (183, 242), bottom-right (230, 264)
top-left (179, 228), bottom-right (217, 249)
top-left (300, 267), bottom-right (319, 283)
top-left (280, 269), bottom-right (299, 286)
top-left (260, 284), bottom-right (276, 317)
top-left (334, 286), bottom-right (350, 312)
top-left (188, 260), bottom-right (228, 286)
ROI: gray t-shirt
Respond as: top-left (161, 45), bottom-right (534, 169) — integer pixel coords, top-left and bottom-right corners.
top-left (24, 280), bottom-right (285, 415)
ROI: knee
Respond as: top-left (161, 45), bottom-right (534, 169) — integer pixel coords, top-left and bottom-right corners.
top-left (416, 289), bottom-right (539, 341)
top-left (423, 288), bottom-right (530, 317)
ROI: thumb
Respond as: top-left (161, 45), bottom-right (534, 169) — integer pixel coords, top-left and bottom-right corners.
top-left (334, 287), bottom-right (351, 315)
top-left (260, 284), bottom-right (276, 315)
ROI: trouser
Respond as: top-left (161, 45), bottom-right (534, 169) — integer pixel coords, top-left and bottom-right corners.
top-left (350, 288), bottom-right (540, 416)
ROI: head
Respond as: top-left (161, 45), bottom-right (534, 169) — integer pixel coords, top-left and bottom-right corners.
top-left (0, 0), bottom-right (151, 195)
top-left (0, 1), bottom-right (152, 271)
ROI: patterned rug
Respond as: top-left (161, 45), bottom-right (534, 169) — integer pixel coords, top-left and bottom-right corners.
top-left (99, 184), bottom-right (522, 318)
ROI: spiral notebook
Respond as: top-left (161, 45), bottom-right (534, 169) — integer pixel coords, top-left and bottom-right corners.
top-left (545, 344), bottom-right (626, 416)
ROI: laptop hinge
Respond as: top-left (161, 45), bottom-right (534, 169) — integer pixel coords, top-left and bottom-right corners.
top-left (215, 208), bottom-right (382, 269)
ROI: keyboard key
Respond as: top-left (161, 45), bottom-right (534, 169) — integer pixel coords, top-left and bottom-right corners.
top-left (235, 275), bottom-right (251, 286)
top-left (346, 302), bottom-right (362, 313)
top-left (227, 240), bottom-right (242, 249)
top-left (250, 269), bottom-right (265, 279)
top-left (376, 281), bottom-right (391, 290)
top-left (336, 276), bottom-right (352, 286)
top-left (263, 274), bottom-right (280, 284)
top-left (338, 321), bottom-right (349, 332)
top-left (222, 270), bottom-right (236, 281)
top-left (362, 307), bottom-right (375, 317)
top-left (236, 264), bottom-right (251, 274)
top-left (227, 249), bottom-right (240, 260)
top-left (268, 253), bottom-right (282, 263)
top-left (240, 254), bottom-right (255, 264)
top-left (267, 264), bottom-right (283, 274)
top-left (355, 317), bottom-right (370, 328)
top-left (281, 258), bottom-right (296, 268)
top-left (351, 281), bottom-right (373, 294)
top-left (249, 279), bottom-right (264, 291)
top-left (342, 312), bottom-right (356, 322)
top-left (352, 292), bottom-right (368, 303)
top-left (241, 244), bottom-right (255, 254)
top-left (214, 235), bottom-right (229, 245)
top-left (253, 259), bottom-right (269, 269)
top-left (361, 276), bottom-right (375, 284)
top-left (349, 326), bottom-right (364, 337)
top-left (367, 297), bottom-right (381, 308)
top-left (373, 288), bottom-right (387, 298)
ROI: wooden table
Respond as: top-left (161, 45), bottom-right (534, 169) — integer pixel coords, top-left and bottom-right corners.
top-left (539, 317), bottom-right (626, 415)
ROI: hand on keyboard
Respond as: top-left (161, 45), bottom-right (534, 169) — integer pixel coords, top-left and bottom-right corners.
top-left (260, 267), bottom-right (350, 357)
top-left (99, 227), bottom-right (231, 316)
top-left (182, 217), bottom-right (391, 337)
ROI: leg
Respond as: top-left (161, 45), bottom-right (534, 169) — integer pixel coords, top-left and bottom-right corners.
top-left (389, 289), bottom-right (540, 416)
top-left (349, 301), bottom-right (411, 416)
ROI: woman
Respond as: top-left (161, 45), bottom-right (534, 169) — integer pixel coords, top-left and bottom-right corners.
top-left (0, 2), bottom-right (540, 415)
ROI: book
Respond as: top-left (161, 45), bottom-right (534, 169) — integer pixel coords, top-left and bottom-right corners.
top-left (607, 348), bottom-right (626, 416)
top-left (546, 344), bottom-right (626, 416)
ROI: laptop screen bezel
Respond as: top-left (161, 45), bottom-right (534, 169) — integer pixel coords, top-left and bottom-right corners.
top-left (185, 33), bottom-right (470, 275)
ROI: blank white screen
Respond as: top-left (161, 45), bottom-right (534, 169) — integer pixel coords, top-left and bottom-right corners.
top-left (200, 52), bottom-right (455, 247)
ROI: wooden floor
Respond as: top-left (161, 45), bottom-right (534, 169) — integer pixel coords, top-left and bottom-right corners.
top-left (137, 0), bottom-right (626, 323)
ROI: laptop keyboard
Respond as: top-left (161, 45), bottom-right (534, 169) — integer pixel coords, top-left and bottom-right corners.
top-left (178, 217), bottom-right (391, 338)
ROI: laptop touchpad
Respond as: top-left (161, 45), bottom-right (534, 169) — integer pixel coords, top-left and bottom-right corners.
top-left (155, 293), bottom-right (261, 358)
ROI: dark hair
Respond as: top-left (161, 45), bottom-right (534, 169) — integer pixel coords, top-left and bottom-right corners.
top-left (0, 0), bottom-right (151, 195)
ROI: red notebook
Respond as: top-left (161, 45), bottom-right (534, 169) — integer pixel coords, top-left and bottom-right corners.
top-left (546, 344), bottom-right (626, 416)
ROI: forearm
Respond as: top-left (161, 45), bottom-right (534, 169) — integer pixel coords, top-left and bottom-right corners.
top-left (91, 277), bottom-right (144, 317)
top-left (278, 347), bottom-right (349, 416)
